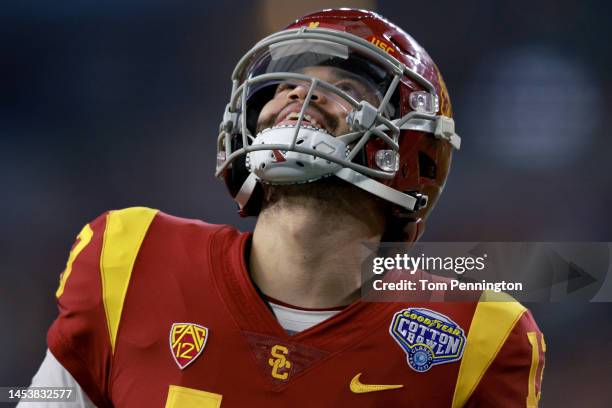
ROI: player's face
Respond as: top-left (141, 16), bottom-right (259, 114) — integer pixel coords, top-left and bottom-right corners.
top-left (256, 66), bottom-right (380, 137)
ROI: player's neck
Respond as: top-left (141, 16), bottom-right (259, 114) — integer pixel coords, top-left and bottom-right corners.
top-left (249, 202), bottom-right (385, 309)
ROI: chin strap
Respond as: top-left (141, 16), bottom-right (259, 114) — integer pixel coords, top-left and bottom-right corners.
top-left (235, 167), bottom-right (427, 213)
top-left (334, 167), bottom-right (427, 211)
top-left (235, 172), bottom-right (258, 210)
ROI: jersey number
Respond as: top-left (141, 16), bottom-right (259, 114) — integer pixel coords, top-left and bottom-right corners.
top-left (165, 385), bottom-right (222, 408)
top-left (526, 332), bottom-right (546, 408)
top-left (56, 224), bottom-right (94, 298)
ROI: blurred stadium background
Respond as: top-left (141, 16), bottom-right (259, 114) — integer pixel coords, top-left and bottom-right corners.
top-left (1, 0), bottom-right (611, 405)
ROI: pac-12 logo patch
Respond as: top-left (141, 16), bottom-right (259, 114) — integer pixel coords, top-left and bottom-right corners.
top-left (169, 323), bottom-right (209, 369)
top-left (389, 308), bottom-right (465, 372)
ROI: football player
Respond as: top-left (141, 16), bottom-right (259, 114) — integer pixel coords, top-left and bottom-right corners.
top-left (22, 9), bottom-right (544, 407)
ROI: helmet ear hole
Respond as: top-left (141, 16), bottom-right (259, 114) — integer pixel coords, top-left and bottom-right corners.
top-left (418, 151), bottom-right (437, 179)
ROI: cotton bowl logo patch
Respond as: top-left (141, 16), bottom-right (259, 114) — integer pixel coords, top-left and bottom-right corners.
top-left (389, 308), bottom-right (465, 372)
top-left (169, 323), bottom-right (209, 369)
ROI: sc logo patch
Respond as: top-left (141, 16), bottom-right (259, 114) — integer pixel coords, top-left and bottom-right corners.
top-left (389, 308), bottom-right (465, 372)
top-left (268, 344), bottom-right (292, 380)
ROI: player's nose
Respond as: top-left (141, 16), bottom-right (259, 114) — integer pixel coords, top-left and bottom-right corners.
top-left (287, 84), bottom-right (327, 104)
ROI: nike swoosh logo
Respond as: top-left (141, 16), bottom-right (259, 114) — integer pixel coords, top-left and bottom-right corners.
top-left (349, 373), bottom-right (404, 393)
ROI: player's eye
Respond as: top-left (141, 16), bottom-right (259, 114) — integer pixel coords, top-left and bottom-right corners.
top-left (335, 80), bottom-right (365, 101)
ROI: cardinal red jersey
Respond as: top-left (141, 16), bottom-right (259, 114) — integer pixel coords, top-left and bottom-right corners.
top-left (48, 207), bottom-right (545, 407)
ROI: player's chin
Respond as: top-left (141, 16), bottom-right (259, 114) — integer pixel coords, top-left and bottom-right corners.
top-left (265, 177), bottom-right (352, 200)
top-left (263, 177), bottom-right (382, 213)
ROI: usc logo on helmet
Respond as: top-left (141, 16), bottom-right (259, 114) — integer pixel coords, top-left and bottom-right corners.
top-left (369, 36), bottom-right (396, 55)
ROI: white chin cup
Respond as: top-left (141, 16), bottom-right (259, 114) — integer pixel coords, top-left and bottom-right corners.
top-left (246, 126), bottom-right (348, 184)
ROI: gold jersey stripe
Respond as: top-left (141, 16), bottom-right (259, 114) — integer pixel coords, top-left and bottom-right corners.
top-left (101, 207), bottom-right (158, 353)
top-left (165, 385), bottom-right (223, 408)
top-left (451, 291), bottom-right (526, 408)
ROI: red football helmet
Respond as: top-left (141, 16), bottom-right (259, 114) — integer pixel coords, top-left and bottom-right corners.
top-left (216, 9), bottom-right (460, 241)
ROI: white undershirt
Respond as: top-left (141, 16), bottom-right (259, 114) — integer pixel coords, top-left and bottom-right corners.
top-left (17, 349), bottom-right (96, 407)
top-left (269, 301), bottom-right (340, 334)
top-left (23, 303), bottom-right (339, 407)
